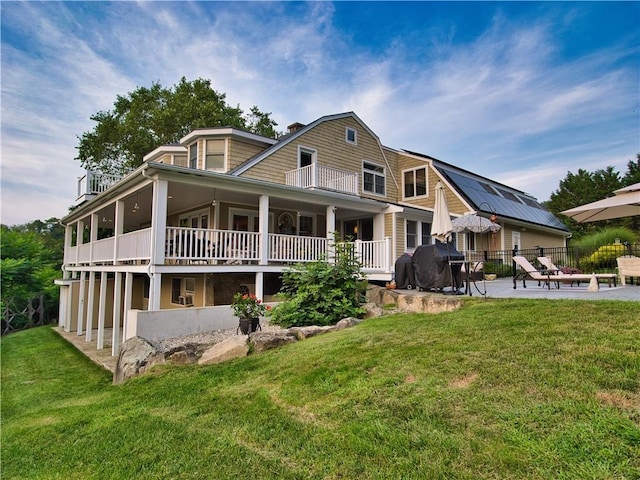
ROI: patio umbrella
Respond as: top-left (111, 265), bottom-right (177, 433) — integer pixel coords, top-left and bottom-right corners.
top-left (450, 214), bottom-right (501, 234)
top-left (561, 182), bottom-right (640, 222)
top-left (430, 181), bottom-right (453, 242)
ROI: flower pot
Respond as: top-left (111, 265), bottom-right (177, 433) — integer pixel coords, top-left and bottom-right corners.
top-left (238, 317), bottom-right (260, 335)
top-left (484, 274), bottom-right (497, 281)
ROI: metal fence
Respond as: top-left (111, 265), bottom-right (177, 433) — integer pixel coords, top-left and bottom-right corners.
top-left (472, 242), bottom-right (640, 278)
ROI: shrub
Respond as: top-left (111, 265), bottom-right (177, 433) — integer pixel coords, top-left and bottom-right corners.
top-left (269, 238), bottom-right (367, 328)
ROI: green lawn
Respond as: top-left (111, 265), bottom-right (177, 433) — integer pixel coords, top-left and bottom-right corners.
top-left (2, 299), bottom-right (639, 479)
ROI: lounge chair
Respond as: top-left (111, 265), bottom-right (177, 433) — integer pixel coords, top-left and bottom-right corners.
top-left (616, 255), bottom-right (640, 286)
top-left (538, 256), bottom-right (618, 287)
top-left (514, 256), bottom-right (617, 290)
top-left (512, 256), bottom-right (560, 289)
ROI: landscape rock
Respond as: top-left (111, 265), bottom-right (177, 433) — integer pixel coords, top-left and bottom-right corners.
top-left (250, 331), bottom-right (297, 353)
top-left (396, 294), bottom-right (460, 314)
top-left (113, 336), bottom-right (165, 384)
top-left (362, 302), bottom-right (384, 318)
top-left (288, 325), bottom-right (334, 340)
top-left (198, 335), bottom-right (249, 365)
top-left (334, 317), bottom-right (363, 330)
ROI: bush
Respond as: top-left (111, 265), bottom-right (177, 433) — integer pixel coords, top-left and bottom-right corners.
top-left (579, 244), bottom-right (627, 272)
top-left (269, 238), bottom-right (367, 328)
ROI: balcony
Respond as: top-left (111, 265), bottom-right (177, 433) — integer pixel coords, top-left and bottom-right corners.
top-left (76, 171), bottom-right (122, 205)
top-left (285, 164), bottom-right (358, 196)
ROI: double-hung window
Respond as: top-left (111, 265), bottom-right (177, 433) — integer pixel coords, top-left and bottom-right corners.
top-left (403, 167), bottom-right (427, 199)
top-left (363, 161), bottom-right (385, 195)
top-left (406, 220), bottom-right (432, 250)
top-left (189, 143), bottom-right (198, 169)
top-left (298, 146), bottom-right (316, 168)
top-left (346, 127), bottom-right (357, 145)
top-left (205, 139), bottom-right (225, 171)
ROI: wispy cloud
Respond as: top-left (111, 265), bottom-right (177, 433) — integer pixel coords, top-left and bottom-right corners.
top-left (1, 1), bottom-right (638, 225)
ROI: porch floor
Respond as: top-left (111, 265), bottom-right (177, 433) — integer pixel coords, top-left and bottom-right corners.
top-left (54, 327), bottom-right (117, 373)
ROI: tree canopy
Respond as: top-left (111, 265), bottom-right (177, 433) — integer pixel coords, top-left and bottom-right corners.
top-left (76, 77), bottom-right (278, 175)
top-left (545, 154), bottom-right (640, 237)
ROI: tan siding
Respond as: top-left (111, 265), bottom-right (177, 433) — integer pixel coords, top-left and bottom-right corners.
top-left (227, 139), bottom-right (266, 171)
top-left (240, 116), bottom-right (399, 201)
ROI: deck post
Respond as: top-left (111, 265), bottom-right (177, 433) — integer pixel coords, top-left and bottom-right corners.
top-left (97, 271), bottom-right (107, 349)
top-left (259, 195), bottom-right (269, 265)
top-left (85, 272), bottom-right (96, 342)
top-left (112, 272), bottom-right (122, 356)
top-left (77, 271), bottom-right (86, 336)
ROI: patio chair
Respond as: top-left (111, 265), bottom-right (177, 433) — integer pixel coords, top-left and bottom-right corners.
top-left (514, 256), bottom-right (618, 290)
top-left (537, 256), bottom-right (619, 287)
top-left (512, 256), bottom-right (560, 290)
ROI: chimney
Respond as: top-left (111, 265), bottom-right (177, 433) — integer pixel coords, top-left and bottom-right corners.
top-left (287, 122), bottom-right (305, 134)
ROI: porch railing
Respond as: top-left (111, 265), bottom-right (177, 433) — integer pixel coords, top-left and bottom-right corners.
top-left (165, 227), bottom-right (260, 263)
top-left (356, 238), bottom-right (392, 272)
top-left (285, 164), bottom-right (358, 195)
top-left (77, 171), bottom-right (122, 198)
top-left (64, 228), bottom-right (152, 265)
top-left (269, 234), bottom-right (328, 262)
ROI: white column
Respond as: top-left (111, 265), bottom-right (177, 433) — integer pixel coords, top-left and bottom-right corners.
top-left (113, 200), bottom-right (124, 264)
top-left (58, 286), bottom-right (67, 328)
top-left (76, 221), bottom-right (84, 265)
top-left (149, 272), bottom-right (161, 311)
top-left (326, 205), bottom-right (336, 236)
top-left (123, 272), bottom-right (133, 343)
top-left (112, 272), bottom-right (122, 356)
top-left (77, 271), bottom-right (86, 336)
top-left (65, 282), bottom-right (73, 332)
top-left (259, 195), bottom-right (269, 265)
top-left (255, 271), bottom-right (264, 302)
top-left (89, 213), bottom-right (98, 265)
top-left (97, 272), bottom-right (107, 349)
top-left (63, 225), bottom-right (73, 279)
top-left (85, 272), bottom-right (96, 342)
top-left (151, 180), bottom-right (168, 265)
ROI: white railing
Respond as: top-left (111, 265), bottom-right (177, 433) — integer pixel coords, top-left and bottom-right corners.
top-left (117, 228), bottom-right (152, 261)
top-left (356, 238), bottom-right (392, 272)
top-left (165, 227), bottom-right (260, 263)
top-left (269, 234), bottom-right (329, 262)
top-left (285, 164), bottom-right (358, 195)
top-left (65, 245), bottom-right (77, 265)
top-left (77, 171), bottom-right (122, 197)
top-left (78, 244), bottom-right (91, 264)
top-left (92, 237), bottom-right (115, 263)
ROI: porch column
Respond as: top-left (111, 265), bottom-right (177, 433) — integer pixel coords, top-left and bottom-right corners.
top-left (65, 281), bottom-right (73, 332)
top-left (326, 205), bottom-right (336, 235)
top-left (113, 200), bottom-right (124, 264)
top-left (255, 271), bottom-right (264, 302)
top-left (77, 271), bottom-right (86, 336)
top-left (63, 225), bottom-right (73, 279)
top-left (76, 220), bottom-right (84, 265)
top-left (85, 272), bottom-right (96, 342)
top-left (151, 180), bottom-right (168, 265)
top-left (112, 272), bottom-right (122, 356)
top-left (97, 271), bottom-right (107, 349)
top-left (58, 286), bottom-right (67, 328)
top-left (259, 195), bottom-right (269, 265)
top-left (149, 272), bottom-right (161, 311)
top-left (89, 213), bottom-right (98, 265)
top-left (123, 272), bottom-right (133, 343)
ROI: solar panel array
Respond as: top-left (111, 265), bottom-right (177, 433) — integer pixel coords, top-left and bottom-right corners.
top-left (436, 165), bottom-right (568, 231)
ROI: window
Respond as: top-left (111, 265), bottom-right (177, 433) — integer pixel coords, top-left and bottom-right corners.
top-left (346, 127), bottom-right (357, 145)
top-left (189, 143), bottom-right (198, 169)
top-left (172, 277), bottom-right (195, 305)
top-left (173, 155), bottom-right (187, 167)
top-left (403, 168), bottom-right (427, 198)
top-left (407, 220), bottom-right (432, 249)
top-left (298, 147), bottom-right (316, 168)
top-left (363, 161), bottom-right (385, 195)
top-left (171, 278), bottom-right (181, 304)
top-left (205, 139), bottom-right (225, 171)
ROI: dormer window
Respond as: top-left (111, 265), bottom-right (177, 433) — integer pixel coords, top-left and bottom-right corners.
top-left (298, 146), bottom-right (316, 168)
top-left (346, 127), bottom-right (357, 145)
top-left (189, 143), bottom-right (198, 169)
top-left (363, 161), bottom-right (385, 195)
top-left (206, 139), bottom-right (225, 171)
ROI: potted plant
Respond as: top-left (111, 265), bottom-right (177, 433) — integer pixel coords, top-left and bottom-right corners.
top-left (231, 292), bottom-right (270, 334)
top-left (483, 261), bottom-right (497, 281)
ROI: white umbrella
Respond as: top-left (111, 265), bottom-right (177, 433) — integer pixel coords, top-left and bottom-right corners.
top-left (430, 181), bottom-right (453, 242)
top-left (451, 214), bottom-right (501, 234)
top-left (561, 183), bottom-right (640, 222)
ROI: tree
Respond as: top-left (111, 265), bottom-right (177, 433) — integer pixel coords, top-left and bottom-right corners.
top-left (545, 157), bottom-right (639, 237)
top-left (76, 77), bottom-right (278, 175)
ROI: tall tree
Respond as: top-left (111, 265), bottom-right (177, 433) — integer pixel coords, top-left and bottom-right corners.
top-left (76, 77), bottom-right (278, 175)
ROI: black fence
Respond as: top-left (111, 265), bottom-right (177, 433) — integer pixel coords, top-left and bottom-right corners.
top-left (468, 242), bottom-right (640, 278)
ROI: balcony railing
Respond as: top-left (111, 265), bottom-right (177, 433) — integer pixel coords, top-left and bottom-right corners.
top-left (77, 171), bottom-right (122, 199)
top-left (285, 164), bottom-right (358, 195)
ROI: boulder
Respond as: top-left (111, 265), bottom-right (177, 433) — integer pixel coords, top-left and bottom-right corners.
top-left (362, 302), bottom-right (384, 319)
top-left (334, 317), bottom-right (363, 330)
top-left (198, 335), bottom-right (249, 365)
top-left (288, 325), bottom-right (334, 340)
top-left (113, 336), bottom-right (165, 384)
top-left (250, 331), bottom-right (297, 353)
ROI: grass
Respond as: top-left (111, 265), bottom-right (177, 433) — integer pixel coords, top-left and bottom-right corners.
top-left (2, 299), bottom-right (639, 479)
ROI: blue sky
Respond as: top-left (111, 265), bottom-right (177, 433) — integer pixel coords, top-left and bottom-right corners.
top-left (1, 1), bottom-right (639, 226)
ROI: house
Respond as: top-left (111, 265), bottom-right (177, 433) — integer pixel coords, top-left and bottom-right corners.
top-left (55, 112), bottom-right (569, 355)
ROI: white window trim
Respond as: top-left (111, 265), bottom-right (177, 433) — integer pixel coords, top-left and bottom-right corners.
top-left (362, 160), bottom-right (386, 197)
top-left (188, 142), bottom-right (199, 169)
top-left (205, 138), bottom-right (228, 172)
top-left (402, 167), bottom-right (429, 200)
top-left (297, 145), bottom-right (317, 169)
top-left (345, 127), bottom-right (357, 145)
top-left (179, 208), bottom-right (210, 229)
top-left (228, 207), bottom-right (274, 232)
